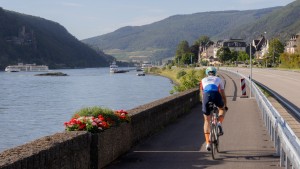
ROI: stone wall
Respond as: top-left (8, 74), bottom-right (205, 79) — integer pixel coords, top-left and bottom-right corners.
top-left (0, 132), bottom-right (90, 169)
top-left (0, 88), bottom-right (200, 169)
top-left (129, 88), bottom-right (199, 144)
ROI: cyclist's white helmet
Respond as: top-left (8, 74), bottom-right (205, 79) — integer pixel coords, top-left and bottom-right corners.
top-left (205, 66), bottom-right (217, 76)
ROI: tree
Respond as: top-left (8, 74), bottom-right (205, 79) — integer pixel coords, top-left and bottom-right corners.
top-left (195, 35), bottom-right (211, 46)
top-left (268, 38), bottom-right (284, 65)
top-left (190, 44), bottom-right (199, 63)
top-left (175, 40), bottom-right (190, 65)
top-left (216, 47), bottom-right (231, 63)
top-left (237, 51), bottom-right (249, 62)
top-left (176, 40), bottom-right (190, 56)
top-left (231, 51), bottom-right (238, 63)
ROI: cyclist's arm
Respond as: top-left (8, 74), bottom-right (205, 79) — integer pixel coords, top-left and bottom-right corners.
top-left (199, 81), bottom-right (203, 101)
top-left (218, 78), bottom-right (227, 108)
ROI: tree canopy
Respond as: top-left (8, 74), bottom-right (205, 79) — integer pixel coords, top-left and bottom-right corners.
top-left (216, 47), bottom-right (231, 63)
top-left (268, 38), bottom-right (285, 64)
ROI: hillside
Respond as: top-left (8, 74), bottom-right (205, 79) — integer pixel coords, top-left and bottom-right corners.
top-left (0, 7), bottom-right (113, 70)
top-left (219, 0), bottom-right (300, 42)
top-left (83, 0), bottom-right (300, 61)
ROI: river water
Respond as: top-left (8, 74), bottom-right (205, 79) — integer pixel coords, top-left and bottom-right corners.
top-left (0, 68), bottom-right (174, 152)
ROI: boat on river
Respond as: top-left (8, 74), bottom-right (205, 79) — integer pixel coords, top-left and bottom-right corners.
top-left (137, 73), bottom-right (145, 76)
top-left (109, 61), bottom-right (118, 73)
top-left (141, 63), bottom-right (152, 71)
top-left (5, 63), bottom-right (49, 72)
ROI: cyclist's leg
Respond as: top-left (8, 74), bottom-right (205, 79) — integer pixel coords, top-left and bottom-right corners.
top-left (214, 92), bottom-right (225, 123)
top-left (213, 92), bottom-right (225, 135)
top-left (203, 114), bottom-right (211, 145)
top-left (218, 108), bottom-right (225, 135)
top-left (202, 93), bottom-right (211, 147)
top-left (218, 108), bottom-right (225, 123)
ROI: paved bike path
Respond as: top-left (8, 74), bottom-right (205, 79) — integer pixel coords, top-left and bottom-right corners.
top-left (104, 72), bottom-right (281, 169)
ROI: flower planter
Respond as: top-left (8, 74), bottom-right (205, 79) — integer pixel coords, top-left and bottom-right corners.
top-left (90, 123), bottom-right (133, 169)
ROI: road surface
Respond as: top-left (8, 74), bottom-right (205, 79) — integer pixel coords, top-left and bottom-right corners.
top-left (223, 67), bottom-right (300, 114)
top-left (104, 71), bottom-right (281, 169)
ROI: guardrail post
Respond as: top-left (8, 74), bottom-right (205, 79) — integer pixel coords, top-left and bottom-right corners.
top-left (280, 147), bottom-right (285, 167)
top-left (263, 109), bottom-right (266, 125)
top-left (285, 154), bottom-right (291, 169)
top-left (275, 136), bottom-right (280, 156)
top-left (267, 116), bottom-right (272, 136)
top-left (271, 125), bottom-right (274, 142)
top-left (269, 118), bottom-right (272, 136)
top-left (265, 110), bottom-right (267, 126)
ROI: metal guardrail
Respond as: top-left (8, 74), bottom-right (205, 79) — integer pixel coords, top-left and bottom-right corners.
top-left (253, 80), bottom-right (300, 121)
top-left (222, 69), bottom-right (300, 169)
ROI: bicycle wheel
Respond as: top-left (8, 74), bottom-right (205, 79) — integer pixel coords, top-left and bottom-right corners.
top-left (215, 126), bottom-right (219, 153)
top-left (210, 124), bottom-right (216, 159)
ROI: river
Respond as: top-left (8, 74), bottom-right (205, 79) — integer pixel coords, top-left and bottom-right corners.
top-left (0, 68), bottom-right (174, 152)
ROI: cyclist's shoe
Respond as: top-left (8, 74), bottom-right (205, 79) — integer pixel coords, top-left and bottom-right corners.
top-left (218, 123), bottom-right (224, 136)
top-left (206, 143), bottom-right (211, 151)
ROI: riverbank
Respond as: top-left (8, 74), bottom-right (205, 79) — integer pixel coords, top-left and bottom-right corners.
top-left (147, 66), bottom-right (205, 93)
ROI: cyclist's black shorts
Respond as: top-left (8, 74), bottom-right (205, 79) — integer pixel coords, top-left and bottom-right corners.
top-left (202, 91), bottom-right (224, 116)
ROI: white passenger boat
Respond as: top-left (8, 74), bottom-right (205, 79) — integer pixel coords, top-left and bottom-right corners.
top-left (141, 63), bottom-right (152, 70)
top-left (5, 63), bottom-right (49, 72)
top-left (109, 61), bottom-right (118, 73)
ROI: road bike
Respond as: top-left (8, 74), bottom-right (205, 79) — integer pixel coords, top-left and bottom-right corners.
top-left (208, 101), bottom-right (220, 159)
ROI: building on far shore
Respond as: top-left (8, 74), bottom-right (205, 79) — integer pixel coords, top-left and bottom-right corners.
top-left (285, 32), bottom-right (300, 54)
top-left (215, 38), bottom-right (247, 54)
top-left (251, 35), bottom-right (268, 62)
top-left (198, 38), bottom-right (246, 66)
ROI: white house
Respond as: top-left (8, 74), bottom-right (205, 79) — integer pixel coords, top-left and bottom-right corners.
top-left (285, 32), bottom-right (300, 54)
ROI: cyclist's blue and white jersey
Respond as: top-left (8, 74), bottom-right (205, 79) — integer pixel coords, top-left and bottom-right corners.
top-left (200, 75), bottom-right (225, 114)
top-left (200, 76), bottom-right (224, 93)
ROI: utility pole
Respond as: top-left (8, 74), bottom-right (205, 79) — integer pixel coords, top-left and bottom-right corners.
top-left (273, 47), bottom-right (275, 66)
top-left (250, 44), bottom-right (252, 98)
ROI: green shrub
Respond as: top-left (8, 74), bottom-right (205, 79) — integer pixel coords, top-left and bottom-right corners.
top-left (171, 69), bottom-right (205, 94)
top-left (167, 64), bottom-right (172, 70)
top-left (149, 67), bottom-right (161, 73)
top-left (176, 69), bottom-right (187, 79)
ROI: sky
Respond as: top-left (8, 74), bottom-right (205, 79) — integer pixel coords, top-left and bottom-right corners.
top-left (0, 0), bottom-right (296, 40)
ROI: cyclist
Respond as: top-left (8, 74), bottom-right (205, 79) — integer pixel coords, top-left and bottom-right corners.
top-left (200, 66), bottom-right (227, 151)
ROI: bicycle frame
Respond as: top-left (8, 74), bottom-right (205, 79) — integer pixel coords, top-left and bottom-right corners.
top-left (208, 102), bottom-right (219, 159)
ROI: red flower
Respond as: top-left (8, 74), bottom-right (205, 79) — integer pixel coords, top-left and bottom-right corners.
top-left (65, 108), bottom-right (130, 132)
top-left (79, 123), bottom-right (86, 130)
top-left (98, 115), bottom-right (105, 121)
top-left (116, 110), bottom-right (128, 115)
top-left (115, 110), bottom-right (129, 121)
top-left (99, 121), bottom-right (109, 129)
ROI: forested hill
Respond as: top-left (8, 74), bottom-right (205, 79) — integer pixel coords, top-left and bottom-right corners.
top-left (218, 0), bottom-right (300, 42)
top-left (83, 0), bottom-right (300, 61)
top-left (0, 7), bottom-right (113, 70)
